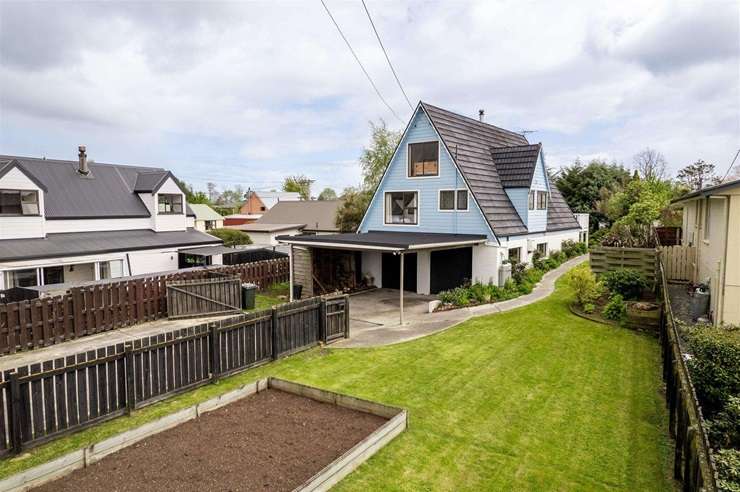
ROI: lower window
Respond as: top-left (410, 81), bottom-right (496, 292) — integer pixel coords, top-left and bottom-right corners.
top-left (385, 191), bottom-right (418, 225)
top-left (4, 268), bottom-right (38, 289)
top-left (508, 247), bottom-right (521, 264)
top-left (100, 260), bottom-right (124, 279)
top-left (536, 243), bottom-right (548, 256)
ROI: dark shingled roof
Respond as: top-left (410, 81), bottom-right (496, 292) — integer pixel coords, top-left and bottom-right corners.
top-left (490, 143), bottom-right (542, 188)
top-left (547, 185), bottom-right (581, 231)
top-left (0, 228), bottom-right (221, 262)
top-left (420, 103), bottom-right (530, 236)
top-left (0, 155), bottom-right (195, 218)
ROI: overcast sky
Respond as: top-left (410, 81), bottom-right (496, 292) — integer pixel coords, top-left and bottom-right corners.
top-left (1, 0), bottom-right (738, 195)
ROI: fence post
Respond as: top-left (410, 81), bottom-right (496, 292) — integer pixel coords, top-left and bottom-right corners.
top-left (271, 306), bottom-right (279, 360)
top-left (209, 322), bottom-right (220, 381)
top-left (9, 371), bottom-right (23, 454)
top-left (124, 342), bottom-right (135, 415)
top-left (319, 298), bottom-right (327, 344)
top-left (343, 294), bottom-right (350, 339)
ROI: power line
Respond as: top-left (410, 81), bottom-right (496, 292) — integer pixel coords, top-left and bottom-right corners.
top-left (320, 0), bottom-right (404, 124)
top-left (361, 0), bottom-right (413, 110)
top-left (720, 148), bottom-right (740, 181)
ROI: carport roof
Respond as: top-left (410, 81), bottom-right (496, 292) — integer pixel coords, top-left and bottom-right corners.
top-left (275, 231), bottom-right (488, 251)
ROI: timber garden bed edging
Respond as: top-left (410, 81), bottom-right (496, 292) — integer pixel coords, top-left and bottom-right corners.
top-left (0, 377), bottom-right (407, 492)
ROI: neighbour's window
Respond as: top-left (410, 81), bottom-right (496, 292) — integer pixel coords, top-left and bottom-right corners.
top-left (0, 189), bottom-right (39, 215)
top-left (100, 260), bottom-right (124, 279)
top-left (508, 247), bottom-right (521, 264)
top-left (439, 190), bottom-right (468, 211)
top-left (205, 220), bottom-right (216, 230)
top-left (158, 194), bottom-right (183, 214)
top-left (4, 268), bottom-right (37, 289)
top-left (43, 266), bottom-right (64, 285)
top-left (536, 243), bottom-right (548, 256)
top-left (408, 142), bottom-right (439, 177)
top-left (704, 198), bottom-right (711, 240)
top-left (536, 191), bottom-right (548, 210)
top-left (385, 191), bottom-right (418, 224)
top-left (528, 191), bottom-right (535, 210)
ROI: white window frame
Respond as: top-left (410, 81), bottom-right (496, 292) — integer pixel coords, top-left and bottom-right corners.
top-left (536, 242), bottom-right (548, 256)
top-left (528, 190), bottom-right (535, 210)
top-left (437, 189), bottom-right (469, 212)
top-left (383, 190), bottom-right (420, 226)
top-left (407, 141), bottom-right (441, 179)
top-left (536, 190), bottom-right (548, 210)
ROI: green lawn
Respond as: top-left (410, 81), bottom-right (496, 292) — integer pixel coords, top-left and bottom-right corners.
top-left (1, 271), bottom-right (672, 490)
top-left (250, 281), bottom-right (290, 311)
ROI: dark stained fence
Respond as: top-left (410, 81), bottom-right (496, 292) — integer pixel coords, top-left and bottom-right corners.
top-left (657, 260), bottom-right (717, 491)
top-left (0, 294), bottom-right (348, 456)
top-left (166, 276), bottom-right (242, 319)
top-left (589, 246), bottom-right (657, 284)
top-left (0, 258), bottom-right (289, 355)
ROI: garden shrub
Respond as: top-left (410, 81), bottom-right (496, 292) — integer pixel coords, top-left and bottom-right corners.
top-left (207, 228), bottom-right (252, 246)
top-left (714, 448), bottom-right (740, 492)
top-left (562, 240), bottom-right (588, 258)
top-left (602, 268), bottom-right (647, 299)
top-left (685, 326), bottom-right (740, 419)
top-left (706, 396), bottom-right (740, 449)
top-left (439, 286), bottom-right (471, 306)
top-left (511, 262), bottom-right (528, 284)
top-left (469, 283), bottom-right (492, 304)
top-left (532, 250), bottom-right (545, 270)
top-left (583, 303), bottom-right (595, 314)
top-left (603, 293), bottom-right (627, 321)
top-left (565, 265), bottom-right (604, 307)
top-left (550, 250), bottom-right (567, 264)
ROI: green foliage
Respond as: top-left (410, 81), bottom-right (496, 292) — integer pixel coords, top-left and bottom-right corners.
top-left (565, 264), bottom-right (604, 308)
top-left (173, 177), bottom-right (211, 204)
top-left (550, 250), bottom-right (567, 264)
top-left (317, 187), bottom-right (337, 201)
top-left (561, 240), bottom-right (587, 258)
top-left (583, 303), bottom-right (596, 314)
top-left (676, 159), bottom-right (720, 192)
top-left (706, 396), bottom-right (740, 449)
top-left (438, 287), bottom-right (471, 306)
top-left (714, 449), bottom-right (740, 492)
top-left (602, 268), bottom-right (647, 300)
top-left (685, 326), bottom-right (740, 419)
top-left (603, 293), bottom-right (627, 321)
top-left (511, 262), bottom-right (528, 284)
top-left (589, 228), bottom-right (609, 248)
top-left (359, 119), bottom-right (402, 190)
top-left (335, 187), bottom-right (371, 232)
top-left (207, 228), bottom-right (252, 247)
top-left (282, 174), bottom-right (314, 200)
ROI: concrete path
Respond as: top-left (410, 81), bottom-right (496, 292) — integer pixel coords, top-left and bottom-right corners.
top-left (336, 255), bottom-right (587, 348)
top-left (0, 314), bottom-right (231, 371)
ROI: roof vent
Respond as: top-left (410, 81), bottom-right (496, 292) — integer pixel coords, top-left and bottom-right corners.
top-left (78, 145), bottom-right (89, 175)
top-left (478, 109), bottom-right (485, 122)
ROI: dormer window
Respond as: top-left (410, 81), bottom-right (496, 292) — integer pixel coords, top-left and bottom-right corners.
top-left (408, 142), bottom-right (439, 177)
top-left (0, 189), bottom-right (39, 216)
top-left (537, 191), bottom-right (548, 210)
top-left (158, 193), bottom-right (183, 214)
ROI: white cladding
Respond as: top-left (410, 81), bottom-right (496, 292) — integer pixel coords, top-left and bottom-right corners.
top-left (0, 167), bottom-right (45, 239)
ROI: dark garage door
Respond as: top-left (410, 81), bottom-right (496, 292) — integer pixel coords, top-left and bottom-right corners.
top-left (382, 252), bottom-right (417, 292)
top-left (430, 247), bottom-right (472, 294)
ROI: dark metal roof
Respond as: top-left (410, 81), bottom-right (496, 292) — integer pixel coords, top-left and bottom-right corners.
top-left (547, 185), bottom-right (581, 232)
top-left (671, 177), bottom-right (740, 203)
top-left (0, 228), bottom-right (221, 262)
top-left (276, 231), bottom-right (487, 251)
top-left (490, 143), bottom-right (542, 188)
top-left (0, 155), bottom-right (195, 219)
top-left (420, 103), bottom-right (530, 237)
top-left (133, 171), bottom-right (170, 192)
top-left (179, 245), bottom-right (240, 256)
top-left (0, 159), bottom-right (49, 191)
top-left (256, 200), bottom-right (342, 232)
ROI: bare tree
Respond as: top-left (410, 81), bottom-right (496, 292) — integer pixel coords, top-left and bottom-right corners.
top-left (206, 182), bottom-right (218, 202)
top-left (633, 148), bottom-right (668, 181)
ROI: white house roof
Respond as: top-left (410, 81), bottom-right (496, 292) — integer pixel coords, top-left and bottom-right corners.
top-left (189, 203), bottom-right (223, 221)
top-left (255, 191), bottom-right (301, 209)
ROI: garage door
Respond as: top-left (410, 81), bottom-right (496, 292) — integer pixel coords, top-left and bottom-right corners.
top-left (430, 247), bottom-right (472, 294)
top-left (382, 252), bottom-right (417, 292)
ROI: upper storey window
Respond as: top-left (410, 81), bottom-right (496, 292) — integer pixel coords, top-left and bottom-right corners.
top-left (0, 189), bottom-right (39, 215)
top-left (408, 142), bottom-right (439, 177)
top-left (158, 193), bottom-right (183, 214)
top-left (537, 191), bottom-right (548, 210)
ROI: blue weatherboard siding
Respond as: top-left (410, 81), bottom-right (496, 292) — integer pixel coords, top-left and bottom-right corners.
top-left (505, 188), bottom-right (529, 226)
top-left (527, 151), bottom-right (549, 232)
top-left (360, 109), bottom-right (495, 241)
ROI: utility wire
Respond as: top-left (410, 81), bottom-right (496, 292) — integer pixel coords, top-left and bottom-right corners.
top-left (361, 0), bottom-right (413, 110)
top-left (720, 148), bottom-right (740, 182)
top-left (320, 0), bottom-right (404, 124)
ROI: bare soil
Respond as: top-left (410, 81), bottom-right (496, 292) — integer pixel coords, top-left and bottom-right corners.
top-left (35, 389), bottom-right (387, 492)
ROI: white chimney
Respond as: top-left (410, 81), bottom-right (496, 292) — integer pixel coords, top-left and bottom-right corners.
top-left (478, 109), bottom-right (485, 122)
top-left (78, 145), bottom-right (89, 175)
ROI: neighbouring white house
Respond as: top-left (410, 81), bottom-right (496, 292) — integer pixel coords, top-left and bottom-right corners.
top-left (231, 223), bottom-right (306, 246)
top-left (672, 177), bottom-right (740, 325)
top-left (278, 102), bottom-right (586, 302)
top-left (190, 203), bottom-right (224, 231)
top-left (0, 147), bottom-right (222, 290)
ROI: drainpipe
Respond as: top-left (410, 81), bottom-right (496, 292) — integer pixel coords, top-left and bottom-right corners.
top-left (289, 244), bottom-right (294, 302)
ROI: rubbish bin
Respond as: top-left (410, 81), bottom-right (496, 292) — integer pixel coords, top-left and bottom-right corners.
top-left (292, 284), bottom-right (303, 300)
top-left (241, 283), bottom-right (257, 310)
top-left (690, 284), bottom-right (710, 321)
top-left (499, 263), bottom-right (512, 286)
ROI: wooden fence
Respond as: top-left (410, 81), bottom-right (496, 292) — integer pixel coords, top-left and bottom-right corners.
top-left (0, 258), bottom-right (289, 356)
top-left (658, 245), bottom-right (696, 283)
top-left (166, 276), bottom-right (242, 319)
top-left (657, 260), bottom-right (717, 491)
top-left (589, 246), bottom-right (657, 284)
top-left (0, 294), bottom-right (349, 456)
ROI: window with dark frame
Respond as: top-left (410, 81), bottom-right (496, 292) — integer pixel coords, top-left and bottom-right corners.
top-left (536, 191), bottom-right (548, 210)
top-left (528, 191), bottom-right (535, 210)
top-left (158, 194), bottom-right (183, 214)
top-left (536, 242), bottom-right (548, 256)
top-left (385, 191), bottom-right (418, 224)
top-left (0, 189), bottom-right (39, 216)
top-left (508, 247), bottom-right (521, 263)
top-left (408, 142), bottom-right (439, 177)
top-left (456, 190), bottom-right (468, 210)
top-left (439, 189), bottom-right (468, 211)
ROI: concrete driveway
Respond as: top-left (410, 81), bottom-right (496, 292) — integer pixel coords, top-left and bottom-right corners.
top-left (336, 255), bottom-right (587, 348)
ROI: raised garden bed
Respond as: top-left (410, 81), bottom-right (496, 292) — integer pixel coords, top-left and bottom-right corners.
top-left (0, 378), bottom-right (407, 492)
top-left (570, 300), bottom-right (660, 335)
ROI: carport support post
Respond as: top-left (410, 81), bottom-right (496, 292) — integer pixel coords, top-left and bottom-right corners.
top-left (399, 252), bottom-right (405, 325)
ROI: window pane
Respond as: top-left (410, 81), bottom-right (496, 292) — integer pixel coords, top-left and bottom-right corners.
top-left (21, 191), bottom-right (39, 215)
top-left (440, 190), bottom-right (455, 210)
top-left (457, 190), bottom-right (468, 210)
top-left (409, 142), bottom-right (439, 176)
top-left (43, 266), bottom-right (64, 285)
top-left (528, 191), bottom-right (535, 210)
top-left (385, 192), bottom-right (418, 224)
top-left (0, 190), bottom-right (22, 215)
top-left (508, 248), bottom-right (520, 263)
top-left (7, 268), bottom-right (37, 288)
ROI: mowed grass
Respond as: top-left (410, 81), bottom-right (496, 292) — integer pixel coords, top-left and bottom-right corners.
top-left (0, 272), bottom-right (672, 490)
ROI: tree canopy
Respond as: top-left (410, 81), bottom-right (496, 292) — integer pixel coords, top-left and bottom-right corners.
top-left (676, 159), bottom-right (720, 191)
top-left (317, 187), bottom-right (337, 201)
top-left (282, 174), bottom-right (314, 200)
top-left (207, 228), bottom-right (252, 247)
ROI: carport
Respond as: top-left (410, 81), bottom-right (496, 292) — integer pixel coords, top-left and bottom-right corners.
top-left (276, 231), bottom-right (487, 324)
